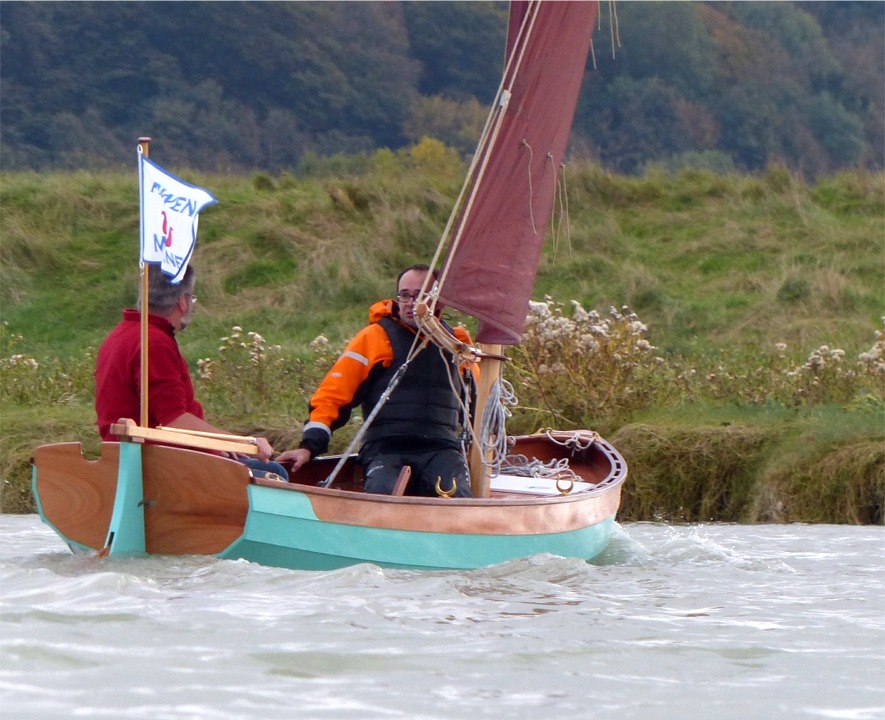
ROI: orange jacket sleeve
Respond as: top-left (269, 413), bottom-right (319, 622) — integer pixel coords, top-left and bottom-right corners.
top-left (299, 323), bottom-right (394, 457)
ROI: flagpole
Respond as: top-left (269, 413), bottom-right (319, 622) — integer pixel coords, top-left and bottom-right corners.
top-left (138, 136), bottom-right (152, 428)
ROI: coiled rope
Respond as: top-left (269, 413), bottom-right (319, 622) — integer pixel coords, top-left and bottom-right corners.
top-left (478, 377), bottom-right (519, 475)
top-left (474, 382), bottom-right (598, 485)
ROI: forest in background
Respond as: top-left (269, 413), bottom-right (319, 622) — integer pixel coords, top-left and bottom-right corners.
top-left (1, 1), bottom-right (883, 179)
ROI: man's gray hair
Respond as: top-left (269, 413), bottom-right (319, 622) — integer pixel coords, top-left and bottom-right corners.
top-left (138, 265), bottom-right (196, 315)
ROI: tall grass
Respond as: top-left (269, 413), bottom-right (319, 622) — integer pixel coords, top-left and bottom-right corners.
top-left (2, 306), bottom-right (882, 520)
top-left (508, 300), bottom-right (884, 431)
top-left (1, 155), bottom-right (883, 520)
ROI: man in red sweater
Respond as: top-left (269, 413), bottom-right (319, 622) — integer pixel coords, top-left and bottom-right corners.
top-left (95, 265), bottom-right (286, 479)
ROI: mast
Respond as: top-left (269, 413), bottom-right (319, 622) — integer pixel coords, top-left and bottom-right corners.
top-left (137, 136), bottom-right (152, 428)
top-left (135, 138), bottom-right (215, 429)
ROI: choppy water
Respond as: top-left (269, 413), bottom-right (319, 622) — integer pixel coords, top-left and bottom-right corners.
top-left (1, 515), bottom-right (883, 720)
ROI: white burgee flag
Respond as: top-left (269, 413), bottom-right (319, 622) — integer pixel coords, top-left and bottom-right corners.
top-left (139, 147), bottom-right (217, 284)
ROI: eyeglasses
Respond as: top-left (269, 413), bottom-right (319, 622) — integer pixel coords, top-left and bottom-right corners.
top-left (185, 294), bottom-right (197, 305)
top-left (395, 291), bottom-right (421, 303)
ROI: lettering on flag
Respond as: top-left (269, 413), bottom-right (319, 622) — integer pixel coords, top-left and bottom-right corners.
top-left (139, 151), bottom-right (217, 284)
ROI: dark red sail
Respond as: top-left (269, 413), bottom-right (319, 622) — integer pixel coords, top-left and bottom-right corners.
top-left (438, 0), bottom-right (597, 345)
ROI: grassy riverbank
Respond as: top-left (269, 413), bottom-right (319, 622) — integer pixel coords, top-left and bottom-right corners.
top-left (1, 154), bottom-right (883, 521)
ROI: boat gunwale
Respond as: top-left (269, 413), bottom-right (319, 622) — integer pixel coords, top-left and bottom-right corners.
top-left (251, 474), bottom-right (624, 507)
top-left (252, 433), bottom-right (627, 508)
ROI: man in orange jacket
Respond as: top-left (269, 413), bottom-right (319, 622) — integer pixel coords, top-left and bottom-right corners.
top-left (277, 264), bottom-right (478, 497)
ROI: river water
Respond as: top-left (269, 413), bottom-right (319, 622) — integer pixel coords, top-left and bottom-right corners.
top-left (1, 515), bottom-right (882, 720)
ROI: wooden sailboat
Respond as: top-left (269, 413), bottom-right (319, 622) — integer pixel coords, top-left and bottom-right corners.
top-left (32, 0), bottom-right (628, 571)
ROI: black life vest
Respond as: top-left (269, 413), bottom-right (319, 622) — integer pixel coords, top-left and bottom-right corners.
top-left (361, 317), bottom-right (465, 446)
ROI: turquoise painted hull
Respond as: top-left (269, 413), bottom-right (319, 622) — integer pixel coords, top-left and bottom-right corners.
top-left (32, 433), bottom-right (626, 572)
top-left (220, 484), bottom-right (617, 571)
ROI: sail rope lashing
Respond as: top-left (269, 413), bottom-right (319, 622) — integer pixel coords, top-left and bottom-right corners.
top-left (561, 162), bottom-right (572, 257)
top-left (550, 159), bottom-right (574, 263)
top-left (522, 139), bottom-right (538, 235)
top-left (588, 2), bottom-right (621, 68)
top-left (414, 299), bottom-right (508, 364)
top-left (608, 0), bottom-right (621, 59)
top-left (546, 152), bottom-right (561, 261)
top-left (427, 81), bottom-right (512, 309)
top-left (547, 152), bottom-right (557, 255)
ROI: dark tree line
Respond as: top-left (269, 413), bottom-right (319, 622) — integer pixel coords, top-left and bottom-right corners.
top-left (1, 1), bottom-right (881, 177)
top-left (579, 2), bottom-right (883, 177)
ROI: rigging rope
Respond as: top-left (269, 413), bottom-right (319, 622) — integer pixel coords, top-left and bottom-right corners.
top-left (470, 382), bottom-right (598, 487)
top-left (551, 161), bottom-right (574, 263)
top-left (561, 162), bottom-right (572, 257)
top-left (318, 362), bottom-right (410, 488)
top-left (498, 428), bottom-right (600, 483)
top-left (608, 0), bottom-right (621, 59)
top-left (434, 342), bottom-right (478, 474)
top-left (543, 427), bottom-right (600, 452)
top-left (522, 139), bottom-right (537, 235)
top-left (548, 153), bottom-right (560, 260)
top-left (478, 377), bottom-right (519, 476)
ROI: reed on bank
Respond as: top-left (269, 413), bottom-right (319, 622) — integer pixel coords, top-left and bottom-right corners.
top-left (2, 308), bottom-right (882, 522)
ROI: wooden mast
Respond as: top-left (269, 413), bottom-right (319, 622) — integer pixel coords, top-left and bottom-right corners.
top-left (469, 344), bottom-right (503, 497)
top-left (137, 136), bottom-right (152, 428)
